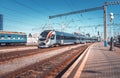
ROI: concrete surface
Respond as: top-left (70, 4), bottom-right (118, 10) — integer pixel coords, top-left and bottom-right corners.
top-left (80, 42), bottom-right (120, 78)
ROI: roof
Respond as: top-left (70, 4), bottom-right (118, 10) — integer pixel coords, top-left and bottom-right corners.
top-left (0, 31), bottom-right (26, 35)
top-left (42, 30), bottom-right (75, 37)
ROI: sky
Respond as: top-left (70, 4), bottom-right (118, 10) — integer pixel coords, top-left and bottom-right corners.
top-left (0, 0), bottom-right (120, 37)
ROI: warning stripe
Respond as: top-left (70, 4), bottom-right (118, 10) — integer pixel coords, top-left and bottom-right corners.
top-left (47, 31), bottom-right (53, 39)
top-left (46, 31), bottom-right (53, 43)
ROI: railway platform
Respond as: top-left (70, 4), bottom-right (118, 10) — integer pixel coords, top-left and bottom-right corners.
top-left (80, 42), bottom-right (120, 78)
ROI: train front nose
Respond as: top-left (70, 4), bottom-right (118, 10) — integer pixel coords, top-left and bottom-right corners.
top-left (38, 38), bottom-right (46, 45)
top-left (38, 41), bottom-right (46, 48)
top-left (39, 42), bottom-right (45, 46)
top-left (38, 37), bottom-right (47, 48)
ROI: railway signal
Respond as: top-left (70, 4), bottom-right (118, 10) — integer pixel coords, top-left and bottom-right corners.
top-left (110, 12), bottom-right (114, 22)
top-left (109, 12), bottom-right (114, 51)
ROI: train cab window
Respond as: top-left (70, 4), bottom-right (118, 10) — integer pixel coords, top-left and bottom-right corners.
top-left (51, 35), bottom-right (55, 40)
top-left (40, 31), bottom-right (50, 37)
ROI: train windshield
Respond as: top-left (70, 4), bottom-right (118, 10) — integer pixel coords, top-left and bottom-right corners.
top-left (39, 38), bottom-right (45, 41)
top-left (40, 30), bottom-right (50, 37)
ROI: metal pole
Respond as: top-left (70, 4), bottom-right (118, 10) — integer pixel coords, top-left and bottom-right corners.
top-left (109, 13), bottom-right (114, 51)
top-left (104, 4), bottom-right (108, 47)
top-left (48, 19), bottom-right (51, 30)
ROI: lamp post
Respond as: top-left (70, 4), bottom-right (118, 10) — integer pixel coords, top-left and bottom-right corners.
top-left (109, 12), bottom-right (114, 51)
top-left (103, 4), bottom-right (108, 47)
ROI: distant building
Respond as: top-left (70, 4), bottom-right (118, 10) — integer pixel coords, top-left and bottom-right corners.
top-left (27, 33), bottom-right (39, 45)
top-left (0, 14), bottom-right (3, 30)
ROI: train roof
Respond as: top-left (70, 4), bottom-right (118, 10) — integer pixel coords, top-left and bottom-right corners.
top-left (42, 30), bottom-right (75, 37)
top-left (0, 31), bottom-right (26, 35)
top-left (55, 31), bottom-right (75, 37)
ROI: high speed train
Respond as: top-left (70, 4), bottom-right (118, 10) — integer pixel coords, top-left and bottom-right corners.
top-left (38, 30), bottom-right (80, 48)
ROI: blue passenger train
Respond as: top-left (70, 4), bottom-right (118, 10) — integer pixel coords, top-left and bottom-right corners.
top-left (0, 31), bottom-right (27, 45)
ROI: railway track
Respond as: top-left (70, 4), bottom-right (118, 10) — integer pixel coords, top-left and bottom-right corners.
top-left (1, 44), bottom-right (91, 78)
top-left (0, 45), bottom-right (34, 50)
top-left (114, 44), bottom-right (120, 48)
top-left (0, 45), bottom-right (79, 63)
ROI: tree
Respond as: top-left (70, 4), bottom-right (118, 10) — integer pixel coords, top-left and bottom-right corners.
top-left (86, 33), bottom-right (90, 37)
top-left (29, 33), bottom-right (32, 37)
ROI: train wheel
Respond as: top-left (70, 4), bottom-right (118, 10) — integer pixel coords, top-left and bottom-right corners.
top-left (6, 43), bottom-right (11, 46)
top-left (74, 42), bottom-right (77, 44)
top-left (52, 44), bottom-right (56, 47)
top-left (55, 44), bottom-right (60, 47)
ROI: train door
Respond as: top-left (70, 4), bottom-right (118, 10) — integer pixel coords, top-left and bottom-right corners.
top-left (60, 34), bottom-right (64, 45)
top-left (50, 33), bottom-right (56, 46)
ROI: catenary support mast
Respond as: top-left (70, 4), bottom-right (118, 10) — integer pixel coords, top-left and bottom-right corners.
top-left (49, 1), bottom-right (120, 47)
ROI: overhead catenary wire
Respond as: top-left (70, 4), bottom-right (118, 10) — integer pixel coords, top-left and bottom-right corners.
top-left (0, 5), bottom-right (41, 20)
top-left (0, 11), bottom-right (42, 29)
top-left (49, 6), bottom-right (103, 19)
top-left (0, 0), bottom-right (50, 31)
top-left (64, 0), bottom-right (74, 11)
top-left (13, 0), bottom-right (42, 14)
top-left (30, 0), bottom-right (54, 13)
top-left (0, 0), bottom-right (46, 26)
top-left (53, 16), bottom-right (104, 27)
top-left (67, 23), bottom-right (120, 28)
top-left (62, 0), bottom-right (83, 30)
top-left (0, 9), bottom-right (38, 26)
top-left (12, 0), bottom-right (55, 31)
top-left (63, 0), bottom-right (84, 21)
top-left (4, 17), bottom-right (38, 26)
top-left (66, 0), bottom-right (84, 22)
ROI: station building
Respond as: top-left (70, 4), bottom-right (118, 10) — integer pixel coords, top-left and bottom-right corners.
top-left (0, 14), bottom-right (3, 30)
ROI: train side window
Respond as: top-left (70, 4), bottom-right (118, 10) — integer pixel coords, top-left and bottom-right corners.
top-left (18, 37), bottom-right (20, 40)
top-left (8, 36), bottom-right (11, 39)
top-left (0, 36), bottom-right (5, 39)
top-left (64, 36), bottom-right (69, 40)
top-left (0, 36), bottom-right (1, 39)
top-left (13, 36), bottom-right (15, 39)
top-left (20, 36), bottom-right (23, 39)
top-left (56, 35), bottom-right (64, 39)
top-left (22, 36), bottom-right (24, 39)
top-left (23, 35), bottom-right (26, 40)
top-left (12, 35), bottom-right (15, 39)
top-left (61, 36), bottom-right (64, 39)
top-left (56, 35), bottom-right (60, 39)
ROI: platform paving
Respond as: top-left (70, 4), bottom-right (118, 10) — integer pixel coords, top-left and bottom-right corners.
top-left (80, 42), bottom-right (120, 78)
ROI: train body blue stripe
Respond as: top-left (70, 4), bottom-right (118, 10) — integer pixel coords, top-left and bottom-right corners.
top-left (0, 33), bottom-right (27, 43)
top-left (0, 40), bottom-right (26, 43)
